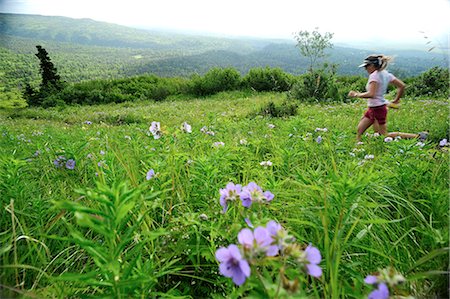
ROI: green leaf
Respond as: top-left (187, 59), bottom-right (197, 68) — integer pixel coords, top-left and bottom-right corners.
top-left (116, 201), bottom-right (135, 224)
top-left (408, 247), bottom-right (450, 272)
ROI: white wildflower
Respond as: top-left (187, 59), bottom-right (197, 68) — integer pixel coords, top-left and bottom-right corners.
top-left (260, 161), bottom-right (273, 167)
top-left (213, 142), bottom-right (225, 147)
top-left (181, 122), bottom-right (192, 133)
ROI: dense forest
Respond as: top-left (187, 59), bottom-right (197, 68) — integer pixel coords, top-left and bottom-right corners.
top-left (0, 13), bottom-right (447, 92)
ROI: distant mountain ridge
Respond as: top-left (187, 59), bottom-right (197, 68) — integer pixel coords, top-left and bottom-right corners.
top-left (0, 13), bottom-right (446, 89)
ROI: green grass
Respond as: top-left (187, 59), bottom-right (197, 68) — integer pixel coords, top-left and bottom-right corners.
top-left (0, 91), bottom-right (448, 298)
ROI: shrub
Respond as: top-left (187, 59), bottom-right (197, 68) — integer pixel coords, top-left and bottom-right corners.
top-left (405, 67), bottom-right (449, 98)
top-left (289, 69), bottom-right (342, 103)
top-left (257, 100), bottom-right (298, 118)
top-left (335, 75), bottom-right (367, 102)
top-left (189, 67), bottom-right (241, 96)
top-left (242, 67), bottom-right (294, 92)
top-left (46, 75), bottom-right (190, 105)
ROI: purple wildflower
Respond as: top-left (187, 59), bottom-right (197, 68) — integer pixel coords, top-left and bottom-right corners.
top-left (65, 159), bottom-right (76, 170)
top-left (244, 218), bottom-right (254, 228)
top-left (238, 227), bottom-right (279, 257)
top-left (266, 220), bottom-right (282, 237)
top-left (53, 155), bottom-right (66, 168)
top-left (266, 220), bottom-right (294, 251)
top-left (215, 244), bottom-right (250, 286)
top-left (219, 182), bottom-right (242, 213)
top-left (213, 141), bottom-right (225, 147)
top-left (368, 283), bottom-right (389, 299)
top-left (239, 182), bottom-right (274, 208)
top-left (316, 136), bottom-right (323, 144)
top-left (304, 244), bottom-right (322, 277)
top-left (149, 121), bottom-right (162, 139)
top-left (364, 275), bottom-right (378, 285)
top-left (364, 267), bottom-right (405, 298)
top-left (146, 169), bottom-right (156, 180)
top-left (97, 160), bottom-right (107, 168)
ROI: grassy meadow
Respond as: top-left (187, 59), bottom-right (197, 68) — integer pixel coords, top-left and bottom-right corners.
top-left (0, 91), bottom-right (448, 298)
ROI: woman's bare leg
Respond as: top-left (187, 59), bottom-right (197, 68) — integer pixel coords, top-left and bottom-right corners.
top-left (387, 132), bottom-right (419, 139)
top-left (378, 123), bottom-right (388, 136)
top-left (373, 120), bottom-right (380, 133)
top-left (357, 117), bottom-right (374, 141)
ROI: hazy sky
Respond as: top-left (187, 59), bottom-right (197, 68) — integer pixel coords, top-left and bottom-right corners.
top-left (1, 0), bottom-right (449, 45)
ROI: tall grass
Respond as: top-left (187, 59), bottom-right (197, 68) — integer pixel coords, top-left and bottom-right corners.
top-left (0, 92), bottom-right (448, 298)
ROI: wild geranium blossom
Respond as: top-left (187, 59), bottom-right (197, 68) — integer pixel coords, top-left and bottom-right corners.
top-left (238, 227), bottom-right (279, 257)
top-left (364, 267), bottom-right (406, 299)
top-left (219, 182), bottom-right (242, 213)
top-left (304, 244), bottom-right (322, 278)
top-left (259, 161), bottom-right (273, 167)
top-left (200, 126), bottom-right (215, 136)
top-left (53, 155), bottom-right (66, 168)
top-left (213, 141), bottom-right (225, 147)
top-left (215, 244), bottom-right (250, 286)
top-left (216, 218), bottom-right (325, 290)
top-left (266, 220), bottom-right (294, 251)
top-left (181, 122), bottom-right (192, 133)
top-left (65, 159), bottom-right (76, 170)
top-left (367, 283), bottom-right (389, 299)
top-left (149, 122), bottom-right (162, 139)
top-left (365, 276), bottom-right (389, 299)
top-left (146, 169), bottom-right (156, 180)
top-left (239, 182), bottom-right (274, 208)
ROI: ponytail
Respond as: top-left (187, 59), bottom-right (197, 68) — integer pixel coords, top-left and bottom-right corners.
top-left (378, 55), bottom-right (393, 71)
top-left (365, 54), bottom-right (393, 70)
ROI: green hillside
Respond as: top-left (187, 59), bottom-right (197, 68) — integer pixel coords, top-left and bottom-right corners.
top-left (0, 13), bottom-right (446, 90)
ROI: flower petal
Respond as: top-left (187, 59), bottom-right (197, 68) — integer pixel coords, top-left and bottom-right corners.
top-left (239, 259), bottom-right (251, 277)
top-left (364, 275), bottom-right (378, 285)
top-left (238, 229), bottom-right (254, 247)
top-left (215, 247), bottom-right (230, 262)
top-left (306, 264), bottom-right (322, 278)
top-left (368, 282), bottom-right (389, 299)
top-left (305, 245), bottom-right (321, 264)
top-left (266, 245), bottom-right (279, 257)
top-left (254, 227), bottom-right (271, 247)
top-left (264, 191), bottom-right (274, 201)
top-left (219, 261), bottom-right (233, 278)
top-left (232, 269), bottom-right (247, 286)
top-left (227, 244), bottom-right (242, 260)
top-left (266, 220), bottom-right (281, 236)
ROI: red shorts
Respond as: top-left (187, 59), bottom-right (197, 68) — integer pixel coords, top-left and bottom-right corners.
top-left (364, 105), bottom-right (387, 125)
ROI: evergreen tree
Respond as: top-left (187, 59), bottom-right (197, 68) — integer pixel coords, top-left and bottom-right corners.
top-left (24, 45), bottom-right (64, 106)
top-left (35, 45), bottom-right (63, 91)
